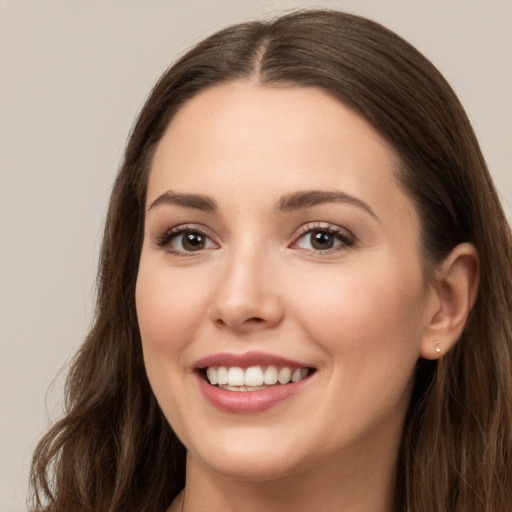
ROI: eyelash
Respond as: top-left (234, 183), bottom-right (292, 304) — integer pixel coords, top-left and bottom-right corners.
top-left (292, 223), bottom-right (356, 253)
top-left (155, 225), bottom-right (217, 256)
top-left (155, 223), bottom-right (356, 256)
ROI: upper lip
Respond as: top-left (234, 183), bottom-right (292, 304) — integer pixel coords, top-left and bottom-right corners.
top-left (194, 350), bottom-right (313, 369)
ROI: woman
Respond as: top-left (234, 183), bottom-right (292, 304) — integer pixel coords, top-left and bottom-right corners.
top-left (30, 9), bottom-right (512, 512)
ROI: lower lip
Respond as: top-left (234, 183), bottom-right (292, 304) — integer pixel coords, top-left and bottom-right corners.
top-left (195, 372), bottom-right (312, 413)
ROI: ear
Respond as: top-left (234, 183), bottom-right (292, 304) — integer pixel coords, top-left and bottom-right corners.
top-left (420, 243), bottom-right (480, 360)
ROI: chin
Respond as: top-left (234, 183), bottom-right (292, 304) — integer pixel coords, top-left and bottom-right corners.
top-left (185, 428), bottom-right (312, 482)
top-left (198, 452), bottom-right (305, 483)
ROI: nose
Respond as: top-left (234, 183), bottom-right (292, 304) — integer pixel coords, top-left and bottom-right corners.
top-left (208, 248), bottom-right (284, 332)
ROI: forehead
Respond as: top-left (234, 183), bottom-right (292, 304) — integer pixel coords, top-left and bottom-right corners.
top-left (153, 82), bottom-right (395, 166)
top-left (147, 82), bottom-right (416, 229)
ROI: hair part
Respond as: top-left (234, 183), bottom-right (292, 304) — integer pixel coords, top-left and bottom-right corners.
top-left (30, 9), bottom-right (512, 512)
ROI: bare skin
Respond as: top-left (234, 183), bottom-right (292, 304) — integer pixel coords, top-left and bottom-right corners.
top-left (138, 82), bottom-right (479, 512)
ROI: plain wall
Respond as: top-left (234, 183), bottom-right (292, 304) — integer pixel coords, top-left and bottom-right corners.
top-left (1, 1), bottom-right (511, 510)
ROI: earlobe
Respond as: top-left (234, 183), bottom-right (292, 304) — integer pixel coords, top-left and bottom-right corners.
top-left (420, 243), bottom-right (480, 360)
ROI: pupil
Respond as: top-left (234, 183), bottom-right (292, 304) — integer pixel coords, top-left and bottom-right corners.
top-left (311, 231), bottom-right (333, 250)
top-left (183, 232), bottom-right (204, 250)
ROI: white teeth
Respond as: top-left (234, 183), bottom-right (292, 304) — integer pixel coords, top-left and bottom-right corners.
top-left (222, 385), bottom-right (268, 392)
top-left (263, 365), bottom-right (278, 385)
top-left (217, 366), bottom-right (228, 385)
top-left (292, 368), bottom-right (308, 382)
top-left (278, 367), bottom-right (292, 384)
top-left (204, 365), bottom-right (310, 388)
top-left (245, 366), bottom-right (264, 386)
top-left (206, 367), bottom-right (218, 385)
top-left (227, 367), bottom-right (245, 386)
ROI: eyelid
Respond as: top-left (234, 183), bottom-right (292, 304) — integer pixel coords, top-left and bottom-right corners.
top-left (155, 223), bottom-right (219, 254)
top-left (290, 222), bottom-right (356, 252)
top-left (153, 221), bottom-right (355, 256)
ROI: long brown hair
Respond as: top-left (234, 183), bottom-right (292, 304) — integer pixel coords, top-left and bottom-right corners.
top-left (30, 10), bottom-right (512, 512)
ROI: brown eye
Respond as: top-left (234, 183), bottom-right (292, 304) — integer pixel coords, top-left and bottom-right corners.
top-left (168, 230), bottom-right (217, 253)
top-left (310, 231), bottom-right (336, 250)
top-left (181, 232), bottom-right (206, 251)
top-left (293, 226), bottom-right (354, 253)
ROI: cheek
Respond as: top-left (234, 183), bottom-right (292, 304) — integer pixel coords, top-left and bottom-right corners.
top-left (292, 263), bottom-right (427, 441)
top-left (292, 259), bottom-right (427, 372)
top-left (135, 261), bottom-right (210, 357)
top-left (135, 260), bottom-right (212, 439)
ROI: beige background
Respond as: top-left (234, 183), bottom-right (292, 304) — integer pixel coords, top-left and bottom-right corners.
top-left (1, 1), bottom-right (511, 510)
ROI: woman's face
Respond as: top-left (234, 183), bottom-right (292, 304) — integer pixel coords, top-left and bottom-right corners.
top-left (136, 82), bottom-right (436, 481)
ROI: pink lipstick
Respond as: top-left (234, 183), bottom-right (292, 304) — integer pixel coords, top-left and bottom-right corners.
top-left (194, 351), bottom-right (315, 413)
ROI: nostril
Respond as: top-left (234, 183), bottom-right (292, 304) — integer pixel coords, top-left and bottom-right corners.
top-left (215, 318), bottom-right (227, 327)
top-left (214, 316), bottom-right (265, 330)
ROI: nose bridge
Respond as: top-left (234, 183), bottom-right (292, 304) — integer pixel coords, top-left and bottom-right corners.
top-left (209, 238), bottom-right (283, 330)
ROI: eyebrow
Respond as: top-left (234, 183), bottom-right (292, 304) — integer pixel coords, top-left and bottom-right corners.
top-left (275, 190), bottom-right (377, 218)
top-left (147, 189), bottom-right (377, 219)
top-left (148, 190), bottom-right (217, 212)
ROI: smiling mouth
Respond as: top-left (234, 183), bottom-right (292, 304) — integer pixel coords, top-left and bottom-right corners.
top-left (201, 365), bottom-right (315, 392)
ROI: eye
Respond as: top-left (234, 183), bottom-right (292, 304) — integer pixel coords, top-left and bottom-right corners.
top-left (172, 231), bottom-right (215, 252)
top-left (292, 225), bottom-right (355, 252)
top-left (157, 227), bottom-right (218, 255)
